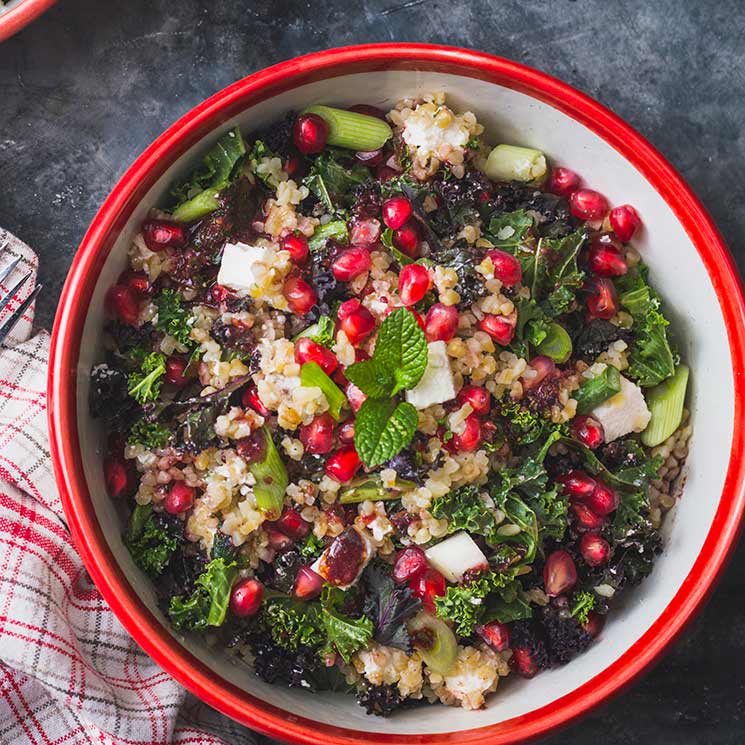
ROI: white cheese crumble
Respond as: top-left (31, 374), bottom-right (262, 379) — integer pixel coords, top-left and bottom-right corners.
top-left (591, 375), bottom-right (652, 442)
top-left (216, 241), bottom-right (270, 296)
top-left (406, 341), bottom-right (456, 410)
top-left (402, 105), bottom-right (470, 160)
top-left (425, 532), bottom-right (489, 583)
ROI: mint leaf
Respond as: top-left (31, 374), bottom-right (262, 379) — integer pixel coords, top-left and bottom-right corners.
top-left (354, 398), bottom-right (419, 467)
top-left (344, 359), bottom-right (395, 398)
top-left (372, 308), bottom-right (428, 395)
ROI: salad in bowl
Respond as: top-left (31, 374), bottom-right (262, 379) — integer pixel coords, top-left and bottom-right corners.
top-left (91, 93), bottom-right (691, 716)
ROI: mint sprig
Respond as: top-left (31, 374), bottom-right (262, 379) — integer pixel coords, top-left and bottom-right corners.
top-left (348, 308), bottom-right (428, 467)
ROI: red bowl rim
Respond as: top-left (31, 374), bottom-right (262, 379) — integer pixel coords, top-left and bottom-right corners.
top-left (0, 0), bottom-right (56, 41)
top-left (48, 43), bottom-right (745, 744)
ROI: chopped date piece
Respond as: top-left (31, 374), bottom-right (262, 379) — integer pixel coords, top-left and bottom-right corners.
top-left (318, 526), bottom-right (369, 587)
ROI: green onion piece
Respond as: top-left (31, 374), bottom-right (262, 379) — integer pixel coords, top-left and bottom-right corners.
top-left (483, 144), bottom-right (547, 183)
top-left (641, 364), bottom-right (689, 447)
top-left (408, 613), bottom-right (458, 675)
top-left (537, 322), bottom-right (573, 363)
top-left (302, 105), bottom-right (393, 152)
top-left (574, 365), bottom-right (622, 414)
top-left (171, 189), bottom-right (221, 223)
top-left (308, 220), bottom-right (349, 252)
top-left (339, 475), bottom-right (417, 504)
top-left (300, 361), bottom-right (346, 420)
top-left (248, 427), bottom-right (288, 520)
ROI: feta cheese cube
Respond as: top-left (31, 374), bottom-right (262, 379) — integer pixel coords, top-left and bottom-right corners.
top-left (216, 241), bottom-right (270, 296)
top-left (425, 532), bottom-right (489, 583)
top-left (405, 341), bottom-right (456, 410)
top-left (591, 374), bottom-right (652, 442)
top-left (402, 105), bottom-right (470, 159)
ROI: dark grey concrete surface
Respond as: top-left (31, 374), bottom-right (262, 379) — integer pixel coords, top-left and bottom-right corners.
top-left (2, 0), bottom-right (744, 743)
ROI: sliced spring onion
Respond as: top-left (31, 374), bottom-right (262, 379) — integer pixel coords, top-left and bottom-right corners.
top-left (248, 427), bottom-right (288, 521)
top-left (537, 322), bottom-right (573, 363)
top-left (483, 144), bottom-right (547, 183)
top-left (300, 361), bottom-right (346, 420)
top-left (641, 364), bottom-right (689, 447)
top-left (308, 220), bottom-right (348, 252)
top-left (575, 365), bottom-right (621, 414)
top-left (171, 189), bottom-right (221, 223)
top-left (302, 104), bottom-right (393, 151)
top-left (407, 613), bottom-right (458, 675)
top-left (339, 474), bottom-right (417, 504)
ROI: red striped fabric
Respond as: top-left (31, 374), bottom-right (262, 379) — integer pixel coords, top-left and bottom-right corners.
top-left (0, 230), bottom-right (265, 745)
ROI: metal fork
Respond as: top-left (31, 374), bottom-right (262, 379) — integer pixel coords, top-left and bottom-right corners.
top-left (0, 239), bottom-right (42, 346)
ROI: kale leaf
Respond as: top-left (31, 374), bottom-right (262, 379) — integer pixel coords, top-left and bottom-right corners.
top-left (168, 557), bottom-right (239, 631)
top-left (154, 289), bottom-right (193, 347)
top-left (127, 418), bottom-right (171, 449)
top-left (320, 586), bottom-right (373, 663)
top-left (573, 318), bottom-right (634, 361)
top-left (127, 352), bottom-right (166, 405)
top-left (362, 561), bottom-right (421, 652)
top-left (303, 149), bottom-right (370, 213)
top-left (430, 484), bottom-right (502, 546)
top-left (124, 504), bottom-right (179, 578)
top-left (262, 595), bottom-right (326, 651)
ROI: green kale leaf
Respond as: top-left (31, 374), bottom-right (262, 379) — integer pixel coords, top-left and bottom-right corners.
top-left (570, 590), bottom-right (596, 624)
top-left (124, 504), bottom-right (178, 578)
top-left (303, 149), bottom-right (369, 213)
top-left (320, 586), bottom-right (373, 663)
top-left (430, 484), bottom-right (502, 546)
top-left (127, 418), bottom-right (171, 449)
top-left (127, 352), bottom-right (166, 405)
top-left (154, 288), bottom-right (193, 347)
top-left (263, 595), bottom-right (326, 651)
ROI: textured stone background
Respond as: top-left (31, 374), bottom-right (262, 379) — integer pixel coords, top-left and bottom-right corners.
top-left (1, 0), bottom-right (744, 743)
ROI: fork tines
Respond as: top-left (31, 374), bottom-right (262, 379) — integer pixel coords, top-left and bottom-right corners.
top-left (0, 241), bottom-right (42, 345)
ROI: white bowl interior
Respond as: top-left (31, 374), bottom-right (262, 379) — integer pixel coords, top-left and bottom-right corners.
top-left (74, 70), bottom-right (731, 735)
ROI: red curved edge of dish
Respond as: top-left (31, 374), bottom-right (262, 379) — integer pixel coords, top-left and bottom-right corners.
top-left (48, 44), bottom-right (745, 745)
top-left (0, 0), bottom-right (56, 41)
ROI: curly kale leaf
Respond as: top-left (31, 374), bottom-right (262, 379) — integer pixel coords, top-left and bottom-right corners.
top-left (617, 266), bottom-right (677, 387)
top-left (570, 591), bottom-right (596, 624)
top-left (127, 352), bottom-right (166, 405)
top-left (499, 399), bottom-right (554, 446)
top-left (430, 484), bottom-right (502, 545)
top-left (127, 418), bottom-right (171, 449)
top-left (168, 558), bottom-right (239, 631)
top-left (303, 149), bottom-right (370, 213)
top-left (434, 569), bottom-right (530, 636)
top-left (362, 561), bottom-right (421, 652)
top-left (154, 289), bottom-right (193, 347)
top-left (262, 595), bottom-right (326, 651)
top-left (573, 318), bottom-right (634, 361)
top-left (124, 504), bottom-right (179, 578)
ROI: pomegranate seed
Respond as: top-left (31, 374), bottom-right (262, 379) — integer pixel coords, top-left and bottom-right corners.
top-left (547, 167), bottom-right (580, 198)
top-left (164, 481), bottom-right (195, 514)
top-left (585, 276), bottom-right (618, 320)
top-left (348, 104), bottom-right (387, 121)
top-left (284, 154), bottom-right (303, 178)
top-left (293, 113), bottom-right (328, 155)
top-left (208, 284), bottom-right (230, 305)
top-left (382, 196), bottom-right (412, 230)
top-left (409, 567), bottom-right (446, 614)
top-left (354, 148), bottom-right (385, 168)
top-left (281, 233), bottom-right (309, 264)
top-left (586, 481), bottom-right (619, 516)
top-left (511, 647), bottom-right (541, 678)
top-left (424, 303), bottom-right (459, 342)
top-left (325, 445), bottom-right (361, 483)
top-left (332, 247), bottom-right (372, 282)
top-left (299, 412), bottom-right (335, 455)
top-left (393, 221), bottom-right (420, 257)
top-left (267, 527), bottom-right (295, 552)
top-left (283, 275), bottom-right (317, 314)
top-left (392, 546), bottom-right (428, 583)
top-left (486, 249), bottom-right (522, 287)
top-left (345, 382), bottom-right (367, 413)
top-left (275, 508), bottom-right (311, 539)
top-left (570, 189), bottom-right (609, 221)
top-left (609, 204), bottom-right (641, 242)
top-left (560, 469), bottom-right (597, 501)
top-left (230, 578), bottom-right (264, 617)
top-left (457, 385), bottom-right (491, 417)
top-left (104, 457), bottom-right (131, 498)
top-left (445, 414), bottom-right (482, 453)
top-left (376, 165), bottom-right (397, 182)
top-left (294, 565), bottom-right (324, 599)
top-left (105, 285), bottom-right (139, 326)
top-left (119, 270), bottom-right (152, 297)
top-left (242, 386), bottom-right (271, 417)
top-left (571, 502), bottom-right (606, 531)
top-left (236, 432), bottom-right (267, 464)
top-left (582, 611), bottom-right (606, 638)
top-left (570, 415), bottom-right (604, 449)
top-left (350, 218), bottom-right (382, 247)
top-left (294, 337), bottom-right (338, 375)
top-left (164, 357), bottom-right (190, 387)
top-left (521, 355), bottom-right (556, 392)
top-left (476, 621), bottom-right (510, 652)
top-left (479, 312), bottom-right (517, 345)
top-left (338, 299), bottom-right (376, 346)
top-left (142, 219), bottom-right (188, 251)
top-left (338, 419), bottom-right (355, 443)
top-left (543, 549), bottom-right (577, 597)
top-left (580, 533), bottom-right (612, 567)
top-left (398, 264), bottom-right (432, 306)
top-left (587, 240), bottom-right (627, 277)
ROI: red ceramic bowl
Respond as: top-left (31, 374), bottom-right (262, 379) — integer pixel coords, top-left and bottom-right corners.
top-left (49, 44), bottom-right (745, 744)
top-left (0, 0), bottom-right (56, 41)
